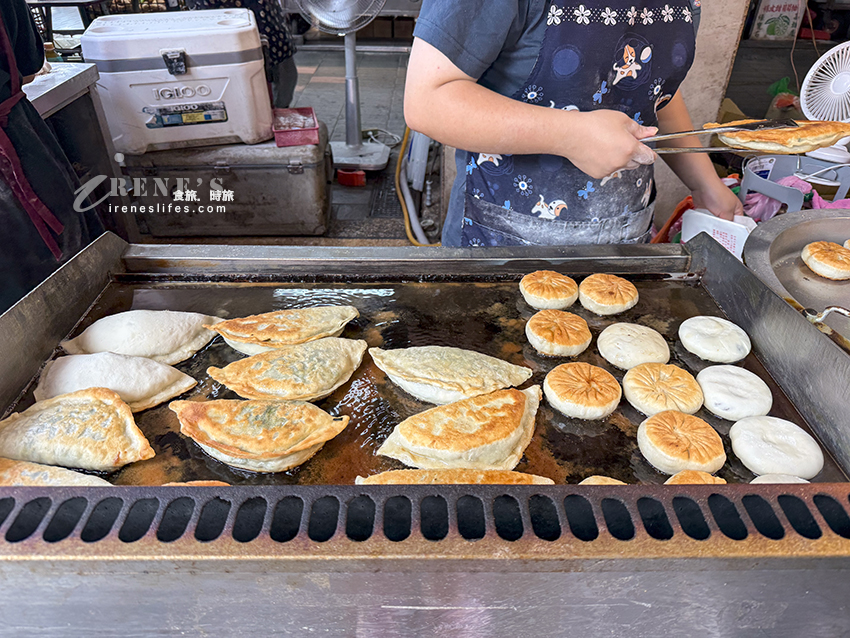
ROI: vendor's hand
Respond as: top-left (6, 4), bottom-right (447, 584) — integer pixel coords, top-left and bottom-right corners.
top-left (563, 111), bottom-right (657, 179)
top-left (692, 181), bottom-right (743, 222)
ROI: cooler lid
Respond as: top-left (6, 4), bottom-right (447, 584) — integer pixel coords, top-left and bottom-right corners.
top-left (81, 9), bottom-right (262, 62)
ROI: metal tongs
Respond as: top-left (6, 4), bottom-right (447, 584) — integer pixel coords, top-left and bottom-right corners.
top-left (645, 118), bottom-right (799, 154)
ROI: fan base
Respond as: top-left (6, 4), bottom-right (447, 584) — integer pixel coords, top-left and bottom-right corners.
top-left (331, 141), bottom-right (391, 172)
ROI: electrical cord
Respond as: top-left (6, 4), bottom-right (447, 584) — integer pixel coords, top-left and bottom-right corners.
top-left (364, 128), bottom-right (402, 147)
top-left (395, 126), bottom-right (440, 247)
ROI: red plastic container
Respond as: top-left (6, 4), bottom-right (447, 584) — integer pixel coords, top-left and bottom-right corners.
top-left (273, 107), bottom-right (319, 147)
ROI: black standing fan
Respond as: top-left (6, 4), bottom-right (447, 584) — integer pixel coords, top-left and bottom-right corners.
top-left (295, 0), bottom-right (391, 171)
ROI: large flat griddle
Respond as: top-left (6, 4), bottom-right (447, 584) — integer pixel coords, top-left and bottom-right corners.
top-left (13, 275), bottom-right (844, 487)
top-left (2, 235), bottom-right (850, 635)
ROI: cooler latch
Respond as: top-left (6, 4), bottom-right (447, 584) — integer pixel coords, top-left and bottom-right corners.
top-left (288, 161), bottom-right (304, 175)
top-left (161, 48), bottom-right (188, 75)
top-left (214, 161), bottom-right (231, 175)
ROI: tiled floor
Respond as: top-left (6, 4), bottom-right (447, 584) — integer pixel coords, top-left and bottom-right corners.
top-left (290, 50), bottom-right (415, 242)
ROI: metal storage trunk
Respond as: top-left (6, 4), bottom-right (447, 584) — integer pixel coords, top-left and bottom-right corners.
top-left (121, 124), bottom-right (331, 237)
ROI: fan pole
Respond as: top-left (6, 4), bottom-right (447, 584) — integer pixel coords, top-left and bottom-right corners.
top-left (344, 31), bottom-right (363, 151)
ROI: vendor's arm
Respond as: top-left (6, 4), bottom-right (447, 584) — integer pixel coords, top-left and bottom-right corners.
top-left (404, 38), bottom-right (657, 180)
top-left (656, 92), bottom-right (742, 221)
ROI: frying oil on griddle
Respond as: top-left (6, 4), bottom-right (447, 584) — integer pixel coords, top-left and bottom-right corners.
top-left (68, 278), bottom-right (844, 486)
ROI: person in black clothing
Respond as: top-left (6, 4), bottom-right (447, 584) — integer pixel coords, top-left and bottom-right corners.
top-left (0, 1), bottom-right (103, 314)
top-left (190, 0), bottom-right (298, 108)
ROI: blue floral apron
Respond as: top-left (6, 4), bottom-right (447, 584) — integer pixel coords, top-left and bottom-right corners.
top-left (460, 0), bottom-right (698, 247)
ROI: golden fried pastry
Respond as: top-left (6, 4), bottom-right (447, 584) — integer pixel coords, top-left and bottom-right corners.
top-left (664, 470), bottom-right (726, 485)
top-left (578, 274), bottom-right (639, 315)
top-left (638, 411), bottom-right (726, 475)
top-left (0, 388), bottom-right (154, 471)
top-left (597, 322), bottom-right (670, 370)
top-left (578, 475), bottom-right (627, 485)
top-left (208, 338), bottom-right (366, 401)
top-left (526, 310), bottom-right (591, 356)
top-left (706, 119), bottom-right (850, 154)
top-left (519, 270), bottom-right (579, 309)
top-left (678, 316), bottom-right (751, 363)
top-left (355, 468), bottom-right (554, 485)
top-left (171, 399), bottom-right (350, 473)
top-left (35, 352), bottom-right (197, 412)
top-left (61, 309), bottom-right (224, 366)
top-left (209, 306), bottom-right (360, 355)
top-left (369, 345), bottom-right (532, 404)
top-left (623, 362), bottom-right (704, 416)
top-left (0, 458), bottom-right (112, 486)
top-left (544, 362), bottom-right (621, 420)
top-left (162, 480), bottom-right (231, 486)
top-left (376, 386), bottom-right (541, 471)
top-left (801, 241), bottom-right (850, 280)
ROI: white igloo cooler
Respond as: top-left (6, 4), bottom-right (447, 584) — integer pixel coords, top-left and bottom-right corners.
top-left (81, 9), bottom-right (273, 155)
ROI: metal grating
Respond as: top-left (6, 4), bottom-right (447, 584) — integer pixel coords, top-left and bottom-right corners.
top-left (0, 485), bottom-right (848, 561)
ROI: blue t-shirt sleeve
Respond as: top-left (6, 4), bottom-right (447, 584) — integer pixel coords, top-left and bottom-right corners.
top-left (414, 0), bottom-right (522, 80)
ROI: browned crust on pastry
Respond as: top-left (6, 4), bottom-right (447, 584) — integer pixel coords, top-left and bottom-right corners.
top-left (396, 388), bottom-right (528, 451)
top-left (207, 306), bottom-right (358, 346)
top-left (527, 310), bottom-right (591, 347)
top-left (520, 271), bottom-right (578, 300)
top-left (624, 363), bottom-right (703, 412)
top-left (545, 362), bottom-right (621, 407)
top-left (643, 411), bottom-right (723, 467)
top-left (171, 399), bottom-right (349, 461)
top-left (357, 469), bottom-right (554, 485)
top-left (706, 119), bottom-right (850, 153)
top-left (801, 241), bottom-right (850, 278)
top-left (664, 469), bottom-right (726, 485)
top-left (162, 480), bottom-right (231, 486)
top-left (579, 274), bottom-right (639, 306)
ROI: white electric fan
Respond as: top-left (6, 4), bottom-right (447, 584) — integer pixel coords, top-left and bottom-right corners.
top-left (800, 41), bottom-right (850, 163)
top-left (295, 0), bottom-right (391, 171)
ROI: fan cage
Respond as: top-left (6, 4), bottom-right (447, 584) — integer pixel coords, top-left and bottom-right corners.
top-left (295, 0), bottom-right (387, 35)
top-left (801, 42), bottom-right (850, 123)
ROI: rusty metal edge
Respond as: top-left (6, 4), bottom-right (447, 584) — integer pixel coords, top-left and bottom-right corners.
top-left (0, 485), bottom-right (845, 563)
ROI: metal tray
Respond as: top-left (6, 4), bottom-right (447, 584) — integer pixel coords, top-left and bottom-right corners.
top-left (744, 209), bottom-right (850, 342)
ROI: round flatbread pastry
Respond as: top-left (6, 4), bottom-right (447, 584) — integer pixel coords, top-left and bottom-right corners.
top-left (664, 470), bottom-right (726, 485)
top-left (578, 475), bottom-right (627, 485)
top-left (597, 323), bottom-right (670, 370)
top-left (526, 310), bottom-right (592, 356)
top-left (696, 365), bottom-right (773, 421)
top-left (678, 316), bottom-right (751, 363)
top-left (544, 362), bottom-right (621, 420)
top-left (730, 416), bottom-right (824, 479)
top-left (623, 362), bottom-right (703, 416)
top-left (578, 274), bottom-right (639, 315)
top-left (638, 411), bottom-right (726, 475)
top-left (801, 241), bottom-right (850, 280)
top-left (750, 474), bottom-right (810, 484)
top-left (519, 271), bottom-right (579, 309)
